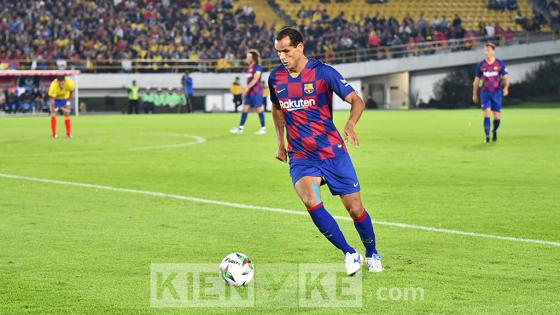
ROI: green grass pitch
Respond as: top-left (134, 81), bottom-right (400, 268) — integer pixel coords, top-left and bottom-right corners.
top-left (1, 108), bottom-right (559, 314)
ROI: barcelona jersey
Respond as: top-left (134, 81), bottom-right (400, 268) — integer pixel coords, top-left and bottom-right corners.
top-left (246, 64), bottom-right (263, 97)
top-left (268, 59), bottom-right (355, 161)
top-left (476, 59), bottom-right (508, 93)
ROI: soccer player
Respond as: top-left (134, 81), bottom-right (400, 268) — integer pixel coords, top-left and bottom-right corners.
top-left (48, 75), bottom-right (75, 138)
top-left (269, 28), bottom-right (382, 275)
top-left (473, 43), bottom-right (509, 142)
top-left (230, 49), bottom-right (266, 135)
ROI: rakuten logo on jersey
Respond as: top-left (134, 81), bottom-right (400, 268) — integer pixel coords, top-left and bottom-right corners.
top-left (279, 98), bottom-right (316, 111)
top-left (483, 71), bottom-right (499, 77)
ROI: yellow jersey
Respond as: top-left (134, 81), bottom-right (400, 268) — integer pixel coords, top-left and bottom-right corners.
top-left (230, 83), bottom-right (243, 95)
top-left (48, 78), bottom-right (75, 99)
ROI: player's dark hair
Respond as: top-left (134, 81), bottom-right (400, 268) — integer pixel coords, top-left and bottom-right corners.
top-left (56, 75), bottom-right (65, 81)
top-left (485, 42), bottom-right (496, 50)
top-left (248, 49), bottom-right (260, 64)
top-left (276, 27), bottom-right (304, 47)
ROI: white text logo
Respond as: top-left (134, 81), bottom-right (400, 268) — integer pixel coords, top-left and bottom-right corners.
top-left (279, 98), bottom-right (316, 111)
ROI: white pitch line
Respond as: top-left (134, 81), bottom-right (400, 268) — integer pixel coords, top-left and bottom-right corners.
top-left (0, 134), bottom-right (206, 157)
top-left (1, 172), bottom-right (559, 248)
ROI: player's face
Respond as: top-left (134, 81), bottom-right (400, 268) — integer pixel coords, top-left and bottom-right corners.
top-left (57, 78), bottom-right (65, 88)
top-left (484, 46), bottom-right (495, 59)
top-left (245, 52), bottom-right (253, 65)
top-left (275, 37), bottom-right (304, 71)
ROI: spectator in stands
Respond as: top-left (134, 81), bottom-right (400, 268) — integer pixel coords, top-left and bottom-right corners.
top-left (31, 87), bottom-right (45, 113)
top-left (507, 0), bottom-right (519, 11)
top-left (504, 27), bottom-right (515, 44)
top-left (5, 89), bottom-right (18, 114)
top-left (452, 14), bottom-right (462, 28)
top-left (19, 90), bottom-right (33, 113)
top-left (515, 10), bottom-right (529, 29)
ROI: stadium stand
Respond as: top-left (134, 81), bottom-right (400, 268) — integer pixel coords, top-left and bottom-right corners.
top-left (0, 0), bottom-right (555, 74)
top-left (274, 0), bottom-right (545, 31)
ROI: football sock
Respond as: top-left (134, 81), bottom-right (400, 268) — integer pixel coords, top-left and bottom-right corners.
top-left (239, 112), bottom-right (248, 127)
top-left (64, 116), bottom-right (71, 136)
top-left (493, 119), bottom-right (501, 132)
top-left (51, 116), bottom-right (57, 136)
top-left (258, 111), bottom-right (265, 128)
top-left (308, 202), bottom-right (355, 254)
top-left (484, 117), bottom-right (490, 139)
top-left (353, 209), bottom-right (378, 257)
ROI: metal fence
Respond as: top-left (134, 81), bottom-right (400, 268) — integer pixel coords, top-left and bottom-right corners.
top-left (1, 32), bottom-right (556, 74)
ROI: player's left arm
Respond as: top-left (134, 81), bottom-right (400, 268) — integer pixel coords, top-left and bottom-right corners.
top-left (502, 75), bottom-right (510, 96)
top-left (323, 65), bottom-right (363, 148)
top-left (500, 60), bottom-right (510, 96)
top-left (344, 91), bottom-right (365, 148)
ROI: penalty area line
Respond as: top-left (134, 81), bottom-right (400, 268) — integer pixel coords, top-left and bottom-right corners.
top-left (0, 172), bottom-right (559, 248)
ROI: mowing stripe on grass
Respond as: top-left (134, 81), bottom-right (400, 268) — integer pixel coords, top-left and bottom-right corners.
top-left (1, 172), bottom-right (559, 248)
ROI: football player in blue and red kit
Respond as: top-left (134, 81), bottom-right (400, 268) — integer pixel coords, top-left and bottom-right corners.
top-left (269, 28), bottom-right (382, 275)
top-left (473, 43), bottom-right (510, 143)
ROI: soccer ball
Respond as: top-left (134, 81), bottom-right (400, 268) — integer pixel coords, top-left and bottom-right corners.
top-left (219, 253), bottom-right (254, 286)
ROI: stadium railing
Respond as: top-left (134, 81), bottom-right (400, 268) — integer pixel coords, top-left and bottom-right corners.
top-left (1, 32), bottom-right (556, 74)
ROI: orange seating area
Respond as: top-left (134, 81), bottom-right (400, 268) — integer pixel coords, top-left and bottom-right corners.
top-left (274, 0), bottom-right (544, 31)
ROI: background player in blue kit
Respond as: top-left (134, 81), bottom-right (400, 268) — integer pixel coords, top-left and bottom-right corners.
top-left (473, 43), bottom-right (510, 143)
top-left (230, 49), bottom-right (267, 135)
top-left (269, 27), bottom-right (383, 275)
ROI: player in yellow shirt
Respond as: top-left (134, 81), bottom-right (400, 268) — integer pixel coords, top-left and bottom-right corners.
top-left (48, 76), bottom-right (75, 138)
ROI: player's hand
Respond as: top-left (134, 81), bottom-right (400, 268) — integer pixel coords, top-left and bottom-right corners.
top-left (503, 88), bottom-right (509, 96)
top-left (276, 146), bottom-right (287, 163)
top-left (472, 95), bottom-right (479, 103)
top-left (242, 89), bottom-right (247, 98)
top-left (344, 121), bottom-right (360, 148)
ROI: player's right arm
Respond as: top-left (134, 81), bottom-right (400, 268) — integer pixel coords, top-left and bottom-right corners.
top-left (472, 77), bottom-right (480, 103)
top-left (48, 81), bottom-right (57, 116)
top-left (272, 103), bottom-right (287, 162)
top-left (269, 73), bottom-right (287, 163)
top-left (473, 62), bottom-right (483, 103)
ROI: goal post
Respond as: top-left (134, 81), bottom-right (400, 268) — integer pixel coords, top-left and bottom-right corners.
top-left (0, 69), bottom-right (81, 116)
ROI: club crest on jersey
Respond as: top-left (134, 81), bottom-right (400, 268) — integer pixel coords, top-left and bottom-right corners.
top-left (304, 83), bottom-right (315, 94)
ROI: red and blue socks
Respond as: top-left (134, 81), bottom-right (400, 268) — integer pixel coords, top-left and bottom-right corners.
top-left (353, 209), bottom-right (378, 257)
top-left (308, 202), bottom-right (355, 254)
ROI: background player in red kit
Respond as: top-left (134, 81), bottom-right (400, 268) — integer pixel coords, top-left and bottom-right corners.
top-left (269, 28), bottom-right (383, 275)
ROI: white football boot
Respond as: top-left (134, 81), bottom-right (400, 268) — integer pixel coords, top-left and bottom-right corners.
top-left (255, 127), bottom-right (267, 135)
top-left (366, 254), bottom-right (383, 273)
top-left (344, 252), bottom-right (364, 276)
top-left (230, 126), bottom-right (244, 134)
